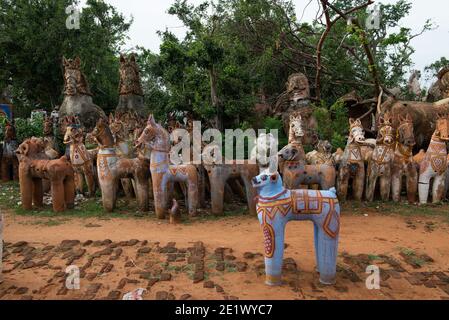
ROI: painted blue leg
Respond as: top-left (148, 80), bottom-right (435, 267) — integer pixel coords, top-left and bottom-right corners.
top-left (261, 215), bottom-right (286, 286)
top-left (314, 223), bottom-right (320, 273)
top-left (316, 230), bottom-right (338, 285)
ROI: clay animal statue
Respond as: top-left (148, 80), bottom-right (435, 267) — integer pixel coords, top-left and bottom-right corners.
top-left (337, 118), bottom-right (375, 201)
top-left (16, 138), bottom-right (75, 212)
top-left (414, 113), bottom-right (449, 204)
top-left (59, 57), bottom-right (106, 132)
top-left (109, 112), bottom-right (139, 199)
top-left (117, 53), bottom-right (146, 117)
top-left (380, 94), bottom-right (449, 150)
top-left (253, 171), bottom-right (340, 286)
top-left (91, 117), bottom-right (150, 212)
top-left (274, 73), bottom-right (318, 146)
top-left (202, 144), bottom-right (259, 216)
top-left (306, 140), bottom-right (335, 166)
top-left (136, 115), bottom-right (199, 218)
top-left (278, 115), bottom-right (336, 190)
top-left (63, 117), bottom-right (96, 197)
top-left (365, 113), bottom-right (396, 202)
top-left (1, 121), bottom-right (19, 181)
top-left (427, 66), bottom-right (449, 102)
top-left (391, 113), bottom-right (418, 203)
top-left (0, 214), bottom-right (3, 284)
top-left (43, 116), bottom-right (59, 159)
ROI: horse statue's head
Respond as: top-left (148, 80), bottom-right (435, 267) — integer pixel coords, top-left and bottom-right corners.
top-left (16, 137), bottom-right (46, 161)
top-left (63, 116), bottom-right (84, 145)
top-left (62, 56), bottom-right (92, 96)
top-left (136, 115), bottom-right (170, 156)
top-left (377, 112), bottom-right (395, 146)
top-left (252, 171), bottom-right (284, 198)
top-left (397, 113), bottom-right (415, 147)
top-left (348, 118), bottom-right (367, 144)
top-left (286, 73), bottom-right (311, 105)
top-left (91, 117), bottom-right (115, 148)
top-left (434, 111), bottom-right (449, 141)
top-left (288, 113), bottom-right (305, 143)
top-left (119, 53), bottom-right (143, 96)
top-left (316, 140), bottom-right (333, 155)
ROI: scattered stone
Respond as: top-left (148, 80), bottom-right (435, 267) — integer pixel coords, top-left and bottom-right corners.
top-left (57, 287), bottom-right (68, 296)
top-left (92, 248), bottom-right (113, 258)
top-left (141, 240), bottom-right (148, 246)
top-left (180, 294), bottom-right (192, 300)
top-left (12, 241), bottom-right (28, 248)
top-left (138, 247), bottom-right (151, 254)
top-left (100, 263), bottom-right (114, 274)
top-left (102, 239), bottom-right (112, 246)
top-left (124, 261), bottom-right (134, 268)
top-left (160, 273), bottom-right (172, 281)
top-left (86, 273), bottom-right (97, 281)
top-left (156, 291), bottom-right (169, 300)
top-left (193, 271), bottom-right (205, 283)
top-left (86, 283), bottom-right (102, 296)
top-left (204, 281), bottom-right (215, 289)
top-left (224, 255), bottom-right (236, 261)
top-left (85, 223), bottom-right (102, 228)
top-left (106, 290), bottom-right (122, 300)
top-left (215, 285), bottom-right (224, 293)
top-left (127, 239), bottom-right (139, 246)
top-left (83, 240), bottom-right (93, 247)
top-left (243, 252), bottom-right (255, 260)
top-left (22, 261), bottom-right (35, 269)
top-left (14, 287), bottom-right (29, 295)
top-left (92, 241), bottom-right (103, 247)
top-left (147, 278), bottom-right (159, 288)
top-left (236, 262), bottom-right (248, 272)
top-left (42, 245), bottom-right (55, 251)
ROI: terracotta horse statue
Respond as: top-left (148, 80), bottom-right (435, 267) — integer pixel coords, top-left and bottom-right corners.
top-left (63, 116), bottom-right (96, 197)
top-left (136, 115), bottom-right (199, 219)
top-left (253, 171), bottom-right (340, 286)
top-left (306, 140), bottom-right (335, 166)
top-left (1, 121), bottom-right (19, 181)
top-left (58, 56), bottom-right (106, 132)
top-left (91, 117), bottom-right (150, 212)
top-left (278, 114), bottom-right (336, 190)
top-left (109, 112), bottom-right (140, 199)
top-left (337, 118), bottom-right (375, 201)
top-left (365, 112), bottom-right (396, 202)
top-left (414, 112), bottom-right (449, 204)
top-left (391, 113), bottom-right (418, 203)
top-left (16, 138), bottom-right (75, 212)
top-left (116, 53), bottom-right (146, 117)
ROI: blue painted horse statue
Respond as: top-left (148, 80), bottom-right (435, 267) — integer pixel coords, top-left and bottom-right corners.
top-left (252, 171), bottom-right (340, 286)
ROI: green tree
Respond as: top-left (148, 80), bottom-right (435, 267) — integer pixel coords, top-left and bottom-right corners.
top-left (0, 0), bottom-right (131, 117)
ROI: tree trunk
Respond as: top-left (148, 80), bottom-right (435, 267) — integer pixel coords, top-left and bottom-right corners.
top-left (209, 66), bottom-right (223, 131)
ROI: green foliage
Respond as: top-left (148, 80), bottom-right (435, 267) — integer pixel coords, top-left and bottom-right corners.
top-left (425, 57), bottom-right (449, 81)
top-left (14, 114), bottom-right (44, 143)
top-left (313, 100), bottom-right (348, 150)
top-left (0, 0), bottom-right (131, 116)
top-left (263, 117), bottom-right (288, 148)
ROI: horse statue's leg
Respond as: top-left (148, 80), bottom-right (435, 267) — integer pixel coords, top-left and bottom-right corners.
top-left (83, 162), bottom-right (96, 198)
top-left (208, 167), bottom-right (228, 216)
top-left (258, 213), bottom-right (286, 286)
top-left (432, 174), bottom-right (446, 203)
top-left (391, 166), bottom-right (402, 202)
top-left (353, 164), bottom-right (365, 201)
top-left (418, 168), bottom-right (433, 204)
top-left (406, 165), bottom-right (418, 204)
top-left (337, 166), bottom-right (349, 201)
top-left (379, 170), bottom-right (391, 201)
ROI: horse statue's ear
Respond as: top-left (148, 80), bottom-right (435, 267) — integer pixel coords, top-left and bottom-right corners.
top-left (147, 114), bottom-right (156, 126)
top-left (120, 54), bottom-right (126, 64)
top-left (129, 53), bottom-right (136, 63)
top-left (349, 118), bottom-right (355, 126)
top-left (406, 113), bottom-right (413, 122)
top-left (74, 56), bottom-right (81, 68)
top-left (62, 56), bottom-right (68, 67)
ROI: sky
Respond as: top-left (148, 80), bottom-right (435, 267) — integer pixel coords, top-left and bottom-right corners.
top-left (79, 0), bottom-right (448, 85)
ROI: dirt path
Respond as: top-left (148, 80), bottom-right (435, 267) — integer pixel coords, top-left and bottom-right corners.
top-left (1, 209), bottom-right (449, 300)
